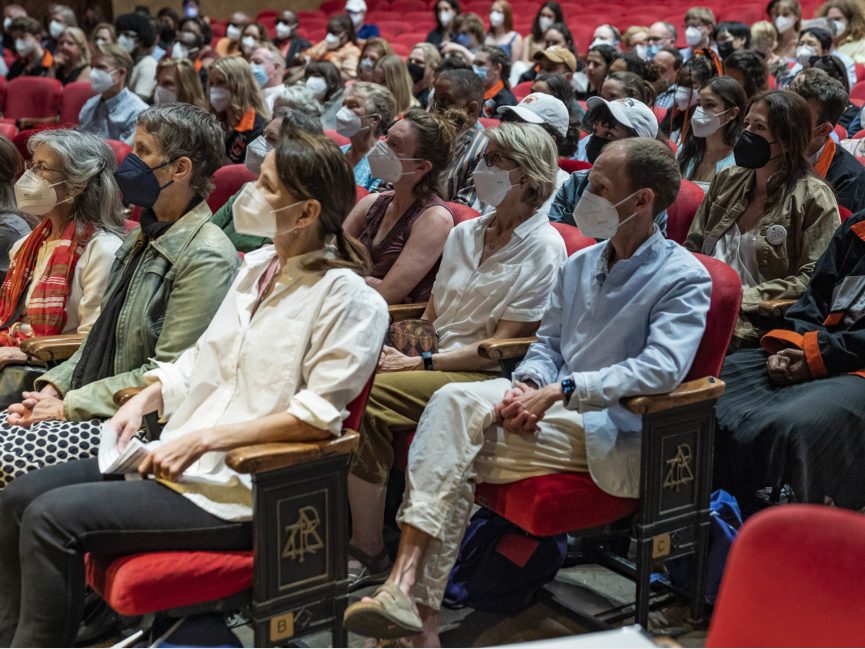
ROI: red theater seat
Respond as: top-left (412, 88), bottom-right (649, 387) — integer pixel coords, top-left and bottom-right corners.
top-left (3, 77), bottom-right (62, 123)
top-left (206, 164), bottom-right (257, 213)
top-left (666, 178), bottom-right (705, 245)
top-left (558, 158), bottom-right (591, 173)
top-left (105, 139), bottom-right (131, 166)
top-left (59, 81), bottom-right (96, 125)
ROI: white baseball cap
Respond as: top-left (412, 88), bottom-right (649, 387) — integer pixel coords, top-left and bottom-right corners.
top-left (497, 93), bottom-right (569, 138)
top-left (585, 96), bottom-right (658, 139)
top-left (346, 0), bottom-right (367, 12)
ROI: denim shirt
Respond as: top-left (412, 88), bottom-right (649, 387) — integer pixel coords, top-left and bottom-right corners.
top-left (513, 228), bottom-right (711, 498)
top-left (341, 143), bottom-right (383, 192)
top-left (78, 87), bottom-right (149, 145)
top-left (547, 170), bottom-right (668, 236)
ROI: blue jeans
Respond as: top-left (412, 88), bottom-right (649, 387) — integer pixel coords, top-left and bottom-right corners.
top-left (0, 458), bottom-right (251, 647)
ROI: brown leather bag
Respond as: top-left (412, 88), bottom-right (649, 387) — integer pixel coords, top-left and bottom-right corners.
top-left (387, 319), bottom-right (438, 357)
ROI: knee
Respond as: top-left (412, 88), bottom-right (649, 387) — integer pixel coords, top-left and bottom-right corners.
top-left (0, 470), bottom-right (47, 525)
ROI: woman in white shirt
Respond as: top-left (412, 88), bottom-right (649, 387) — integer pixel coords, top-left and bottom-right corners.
top-left (346, 122), bottom-right (567, 590)
top-left (0, 129), bottom-right (124, 369)
top-left (0, 125), bottom-right (389, 647)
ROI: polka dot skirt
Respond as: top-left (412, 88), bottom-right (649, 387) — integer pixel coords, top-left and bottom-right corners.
top-left (0, 412), bottom-right (102, 490)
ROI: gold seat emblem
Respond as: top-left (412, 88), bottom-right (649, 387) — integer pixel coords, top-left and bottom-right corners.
top-left (663, 444), bottom-right (695, 491)
top-left (281, 506), bottom-right (325, 563)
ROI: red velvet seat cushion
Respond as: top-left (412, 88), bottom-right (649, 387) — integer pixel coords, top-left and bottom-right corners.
top-left (476, 475), bottom-right (638, 537)
top-left (86, 551), bottom-right (253, 616)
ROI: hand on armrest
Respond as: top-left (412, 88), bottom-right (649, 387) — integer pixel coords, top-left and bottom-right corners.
top-left (622, 377), bottom-right (726, 415)
top-left (21, 334), bottom-right (87, 363)
top-left (478, 337), bottom-right (537, 361)
top-left (225, 430), bottom-right (360, 474)
top-left (389, 303), bottom-right (428, 323)
top-left (756, 299), bottom-right (796, 317)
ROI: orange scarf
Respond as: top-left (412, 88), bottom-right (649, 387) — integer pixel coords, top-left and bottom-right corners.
top-left (0, 219), bottom-right (93, 346)
top-left (814, 138), bottom-right (836, 179)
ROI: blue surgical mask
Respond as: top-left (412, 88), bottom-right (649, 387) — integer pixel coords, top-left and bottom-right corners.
top-left (251, 63), bottom-right (268, 87)
top-left (472, 64), bottom-right (488, 80)
top-left (114, 153), bottom-right (176, 208)
top-left (646, 43), bottom-right (661, 59)
top-left (455, 33), bottom-right (471, 47)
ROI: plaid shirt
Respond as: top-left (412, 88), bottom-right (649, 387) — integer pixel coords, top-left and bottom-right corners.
top-left (442, 124), bottom-right (487, 206)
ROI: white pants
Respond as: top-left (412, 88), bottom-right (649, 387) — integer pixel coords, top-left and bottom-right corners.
top-left (398, 378), bottom-right (589, 609)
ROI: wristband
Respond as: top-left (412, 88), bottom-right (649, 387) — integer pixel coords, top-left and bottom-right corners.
top-left (421, 351), bottom-right (434, 371)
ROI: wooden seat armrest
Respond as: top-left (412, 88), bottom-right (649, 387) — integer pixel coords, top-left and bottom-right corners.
top-left (226, 430), bottom-right (360, 474)
top-left (478, 337), bottom-right (537, 361)
top-left (756, 298), bottom-right (796, 317)
top-left (113, 388), bottom-right (144, 407)
top-left (388, 303), bottom-right (428, 323)
top-left (21, 333), bottom-right (87, 363)
top-left (622, 377), bottom-right (725, 415)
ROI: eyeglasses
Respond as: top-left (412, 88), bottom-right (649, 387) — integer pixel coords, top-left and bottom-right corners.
top-left (24, 160), bottom-right (64, 177)
top-left (481, 151), bottom-right (517, 168)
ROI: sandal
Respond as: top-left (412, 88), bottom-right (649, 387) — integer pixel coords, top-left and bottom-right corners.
top-left (348, 545), bottom-right (392, 592)
top-left (343, 583), bottom-right (423, 639)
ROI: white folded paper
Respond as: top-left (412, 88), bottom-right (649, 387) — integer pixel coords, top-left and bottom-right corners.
top-left (98, 420), bottom-right (159, 475)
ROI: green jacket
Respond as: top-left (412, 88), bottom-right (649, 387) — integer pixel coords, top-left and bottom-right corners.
top-left (685, 166), bottom-right (840, 346)
top-left (210, 187), bottom-right (270, 253)
top-left (36, 201), bottom-right (240, 420)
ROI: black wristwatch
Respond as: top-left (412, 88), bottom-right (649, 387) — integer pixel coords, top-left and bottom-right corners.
top-left (421, 351), bottom-right (434, 371)
top-left (561, 377), bottom-right (576, 400)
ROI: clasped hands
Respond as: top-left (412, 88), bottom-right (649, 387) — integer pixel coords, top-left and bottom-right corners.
top-left (7, 385), bottom-right (65, 427)
top-left (494, 381), bottom-right (562, 435)
top-left (766, 348), bottom-right (811, 386)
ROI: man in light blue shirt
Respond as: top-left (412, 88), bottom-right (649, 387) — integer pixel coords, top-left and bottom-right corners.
top-left (78, 43), bottom-right (148, 145)
top-left (342, 138), bottom-right (712, 647)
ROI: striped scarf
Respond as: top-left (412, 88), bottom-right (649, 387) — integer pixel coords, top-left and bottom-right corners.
top-left (0, 218), bottom-right (94, 346)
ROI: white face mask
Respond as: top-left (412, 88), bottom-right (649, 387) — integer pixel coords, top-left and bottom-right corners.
top-left (359, 56), bottom-right (375, 72)
top-left (367, 140), bottom-right (421, 184)
top-left (232, 182), bottom-right (302, 238)
top-left (154, 85), bottom-right (178, 106)
top-left (14, 169), bottom-right (68, 216)
top-left (49, 20), bottom-right (65, 40)
top-left (276, 22), bottom-right (294, 39)
top-left (305, 75), bottom-right (328, 100)
top-left (833, 19), bottom-right (847, 36)
top-left (349, 11), bottom-right (364, 28)
top-left (774, 14), bottom-right (795, 34)
top-left (171, 41), bottom-right (189, 59)
top-left (3, 17), bottom-right (11, 32)
top-left (573, 189), bottom-right (639, 239)
top-left (241, 35), bottom-right (258, 53)
top-left (210, 86), bottom-right (232, 112)
top-left (325, 32), bottom-right (342, 49)
top-left (634, 44), bottom-right (648, 60)
top-left (244, 135), bottom-right (271, 175)
top-left (489, 10), bottom-right (504, 27)
top-left (90, 68), bottom-right (116, 94)
top-left (691, 105), bottom-right (732, 137)
top-left (684, 25), bottom-right (703, 47)
top-left (439, 10), bottom-right (454, 26)
top-left (472, 159), bottom-right (517, 207)
top-left (14, 38), bottom-right (34, 57)
top-left (674, 86), bottom-right (698, 110)
top-left (336, 105), bottom-right (369, 137)
top-left (590, 37), bottom-right (613, 48)
top-left (226, 24), bottom-right (242, 41)
top-left (796, 44), bottom-right (817, 66)
top-left (94, 37), bottom-right (109, 47)
top-left (117, 33), bottom-right (137, 53)
top-left (538, 15), bottom-right (554, 33)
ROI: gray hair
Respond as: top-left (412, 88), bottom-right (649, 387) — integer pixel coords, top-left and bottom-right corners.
top-left (618, 138), bottom-right (681, 215)
top-left (346, 81), bottom-right (397, 136)
top-left (27, 129), bottom-right (125, 236)
top-left (272, 106), bottom-right (324, 135)
top-left (272, 85), bottom-right (324, 119)
top-left (135, 103), bottom-right (225, 197)
top-left (483, 122), bottom-right (559, 209)
top-left (51, 4), bottom-right (77, 26)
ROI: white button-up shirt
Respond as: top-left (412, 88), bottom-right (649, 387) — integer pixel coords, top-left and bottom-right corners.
top-left (432, 210), bottom-right (567, 352)
top-left (146, 247), bottom-right (389, 521)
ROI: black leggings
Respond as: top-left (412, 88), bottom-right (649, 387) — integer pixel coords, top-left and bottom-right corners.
top-left (0, 458), bottom-right (251, 647)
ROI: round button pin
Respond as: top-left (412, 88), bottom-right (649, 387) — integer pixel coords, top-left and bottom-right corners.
top-left (766, 224), bottom-right (787, 246)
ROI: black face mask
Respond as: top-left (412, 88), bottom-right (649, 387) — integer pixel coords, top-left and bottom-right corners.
top-left (733, 130), bottom-right (774, 169)
top-left (717, 41), bottom-right (734, 59)
top-left (586, 134), bottom-right (613, 164)
top-left (160, 25), bottom-right (176, 44)
top-left (407, 62), bottom-right (425, 84)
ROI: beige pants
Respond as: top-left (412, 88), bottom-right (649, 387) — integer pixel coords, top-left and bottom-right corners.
top-left (398, 377), bottom-right (589, 610)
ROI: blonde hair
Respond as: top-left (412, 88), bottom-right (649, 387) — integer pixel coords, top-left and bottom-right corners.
top-left (208, 56), bottom-right (269, 123)
top-left (751, 19), bottom-right (779, 49)
top-left (816, 0), bottom-right (865, 43)
top-left (375, 54), bottom-right (415, 116)
top-left (684, 6), bottom-right (715, 26)
top-left (60, 26), bottom-right (90, 65)
top-left (157, 58), bottom-right (208, 110)
top-left (483, 122), bottom-right (558, 209)
top-left (360, 37), bottom-right (393, 61)
top-left (412, 42), bottom-right (442, 70)
top-left (346, 81), bottom-right (396, 136)
top-left (622, 25), bottom-right (648, 48)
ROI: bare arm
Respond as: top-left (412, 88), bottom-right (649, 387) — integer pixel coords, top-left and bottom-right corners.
top-left (343, 193), bottom-right (379, 238)
top-left (373, 207), bottom-right (453, 304)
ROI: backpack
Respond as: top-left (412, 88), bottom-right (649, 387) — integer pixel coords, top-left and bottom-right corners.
top-left (667, 489), bottom-right (743, 604)
top-left (443, 507), bottom-right (567, 614)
